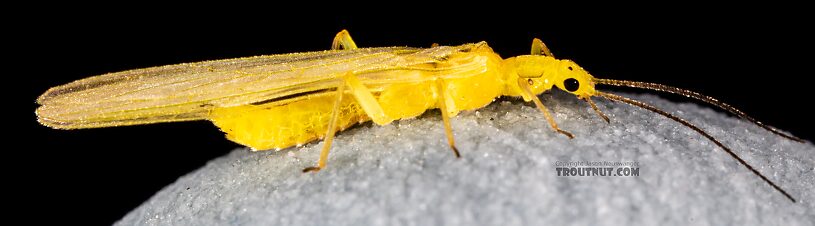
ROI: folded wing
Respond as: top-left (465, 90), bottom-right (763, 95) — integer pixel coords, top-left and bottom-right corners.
top-left (36, 43), bottom-right (492, 129)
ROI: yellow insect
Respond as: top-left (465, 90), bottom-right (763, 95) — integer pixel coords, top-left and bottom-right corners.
top-left (36, 30), bottom-right (802, 202)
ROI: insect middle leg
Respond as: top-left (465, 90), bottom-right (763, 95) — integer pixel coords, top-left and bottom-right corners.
top-left (435, 79), bottom-right (461, 158)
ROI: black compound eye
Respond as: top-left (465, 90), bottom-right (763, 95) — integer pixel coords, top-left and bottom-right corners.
top-left (564, 78), bottom-right (579, 92)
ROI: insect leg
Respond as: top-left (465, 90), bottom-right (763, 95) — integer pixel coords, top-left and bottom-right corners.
top-left (303, 80), bottom-right (347, 173)
top-left (531, 38), bottom-right (555, 58)
top-left (330, 30), bottom-right (394, 124)
top-left (435, 79), bottom-right (461, 158)
top-left (332, 29), bottom-right (358, 50)
top-left (302, 71), bottom-right (394, 172)
top-left (342, 72), bottom-right (393, 125)
top-left (517, 78), bottom-right (575, 139)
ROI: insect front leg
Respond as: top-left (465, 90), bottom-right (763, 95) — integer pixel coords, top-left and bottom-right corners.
top-left (517, 78), bottom-right (575, 139)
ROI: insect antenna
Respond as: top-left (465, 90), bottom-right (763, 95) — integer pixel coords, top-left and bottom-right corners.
top-left (593, 78), bottom-right (803, 143)
top-left (595, 91), bottom-right (796, 203)
top-left (584, 97), bottom-right (610, 123)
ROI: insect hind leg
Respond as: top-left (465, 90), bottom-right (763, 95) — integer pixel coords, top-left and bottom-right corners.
top-left (303, 80), bottom-right (347, 173)
top-left (332, 29), bottom-right (358, 50)
top-left (303, 71), bottom-right (394, 172)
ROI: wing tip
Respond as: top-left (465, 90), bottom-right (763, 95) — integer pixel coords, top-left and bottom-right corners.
top-left (36, 89), bottom-right (53, 105)
top-left (35, 106), bottom-right (76, 130)
top-left (36, 85), bottom-right (69, 105)
top-left (36, 117), bottom-right (74, 130)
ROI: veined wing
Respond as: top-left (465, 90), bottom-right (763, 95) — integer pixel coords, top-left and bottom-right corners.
top-left (36, 42), bottom-right (493, 129)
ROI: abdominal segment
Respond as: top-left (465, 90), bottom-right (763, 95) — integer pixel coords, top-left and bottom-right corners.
top-left (209, 93), bottom-right (369, 151)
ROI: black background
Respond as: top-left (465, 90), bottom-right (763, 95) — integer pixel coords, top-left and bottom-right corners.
top-left (14, 5), bottom-right (813, 225)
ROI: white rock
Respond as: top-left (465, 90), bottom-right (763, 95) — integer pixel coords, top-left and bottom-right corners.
top-left (117, 92), bottom-right (815, 226)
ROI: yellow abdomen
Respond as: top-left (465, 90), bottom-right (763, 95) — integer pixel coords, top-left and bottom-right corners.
top-left (209, 93), bottom-right (368, 150)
